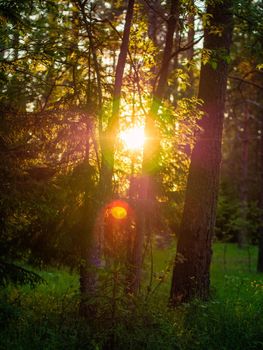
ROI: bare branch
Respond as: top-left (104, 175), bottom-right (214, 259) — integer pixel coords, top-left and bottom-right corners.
top-left (229, 75), bottom-right (263, 90)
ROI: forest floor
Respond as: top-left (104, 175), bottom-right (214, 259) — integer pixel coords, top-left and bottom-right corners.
top-left (0, 243), bottom-right (263, 350)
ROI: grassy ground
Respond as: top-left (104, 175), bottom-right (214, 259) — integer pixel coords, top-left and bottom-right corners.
top-left (150, 242), bottom-right (261, 295)
top-left (0, 243), bottom-right (263, 350)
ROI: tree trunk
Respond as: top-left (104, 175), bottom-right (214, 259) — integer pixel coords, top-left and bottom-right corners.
top-left (77, 0), bottom-right (135, 312)
top-left (79, 124), bottom-right (101, 317)
top-left (257, 230), bottom-right (263, 273)
top-left (146, 0), bottom-right (158, 46)
top-left (238, 106), bottom-right (249, 248)
top-left (170, 0), bottom-right (233, 305)
top-left (129, 0), bottom-right (179, 294)
top-left (79, 208), bottom-right (100, 317)
top-left (76, 2), bottom-right (104, 313)
top-left (186, 0), bottom-right (195, 97)
top-left (100, 0), bottom-right (135, 199)
top-left (257, 119), bottom-right (263, 272)
top-left (170, 28), bottom-right (180, 104)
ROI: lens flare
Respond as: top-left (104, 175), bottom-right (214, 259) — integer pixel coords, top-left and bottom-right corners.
top-left (119, 126), bottom-right (145, 151)
top-left (108, 200), bottom-right (129, 220)
top-left (111, 206), bottom-right (127, 219)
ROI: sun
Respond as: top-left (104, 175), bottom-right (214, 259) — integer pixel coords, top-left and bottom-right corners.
top-left (119, 126), bottom-right (145, 151)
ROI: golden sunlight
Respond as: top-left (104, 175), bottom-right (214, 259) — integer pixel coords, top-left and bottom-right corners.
top-left (119, 126), bottom-right (145, 151)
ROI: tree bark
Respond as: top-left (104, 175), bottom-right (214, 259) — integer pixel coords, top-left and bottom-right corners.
top-left (170, 0), bottom-right (233, 305)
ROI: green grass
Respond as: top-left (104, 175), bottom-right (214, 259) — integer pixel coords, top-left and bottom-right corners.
top-left (149, 243), bottom-right (263, 350)
top-left (0, 243), bottom-right (263, 350)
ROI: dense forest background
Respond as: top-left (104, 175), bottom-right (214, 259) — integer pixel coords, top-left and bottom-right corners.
top-left (0, 0), bottom-right (262, 349)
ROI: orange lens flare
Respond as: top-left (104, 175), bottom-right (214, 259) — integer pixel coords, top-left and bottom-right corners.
top-left (107, 200), bottom-right (129, 220)
top-left (110, 206), bottom-right (127, 220)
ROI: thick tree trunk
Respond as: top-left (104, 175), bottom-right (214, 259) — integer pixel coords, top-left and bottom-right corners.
top-left (170, 0), bottom-right (233, 305)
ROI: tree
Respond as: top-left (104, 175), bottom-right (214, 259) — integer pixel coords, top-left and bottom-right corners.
top-left (215, 0), bottom-right (263, 254)
top-left (257, 117), bottom-right (263, 272)
top-left (126, 0), bottom-right (180, 294)
top-left (70, 0), bottom-right (136, 315)
top-left (99, 0), bottom-right (135, 198)
top-left (170, 0), bottom-right (233, 304)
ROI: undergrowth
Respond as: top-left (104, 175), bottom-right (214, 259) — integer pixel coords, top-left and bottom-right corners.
top-left (0, 243), bottom-right (262, 350)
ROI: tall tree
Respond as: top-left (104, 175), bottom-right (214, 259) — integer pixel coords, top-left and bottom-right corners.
top-left (170, 0), bottom-right (233, 304)
top-left (74, 0), bottom-right (135, 314)
top-left (100, 0), bottom-right (135, 198)
top-left (128, 0), bottom-right (180, 293)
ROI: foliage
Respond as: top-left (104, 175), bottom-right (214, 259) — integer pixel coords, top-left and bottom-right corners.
top-left (216, 194), bottom-right (262, 243)
top-left (0, 261), bottom-right (44, 287)
top-left (0, 0), bottom-right (205, 279)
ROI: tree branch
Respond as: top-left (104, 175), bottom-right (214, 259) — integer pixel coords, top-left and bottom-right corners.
top-left (229, 75), bottom-right (263, 90)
